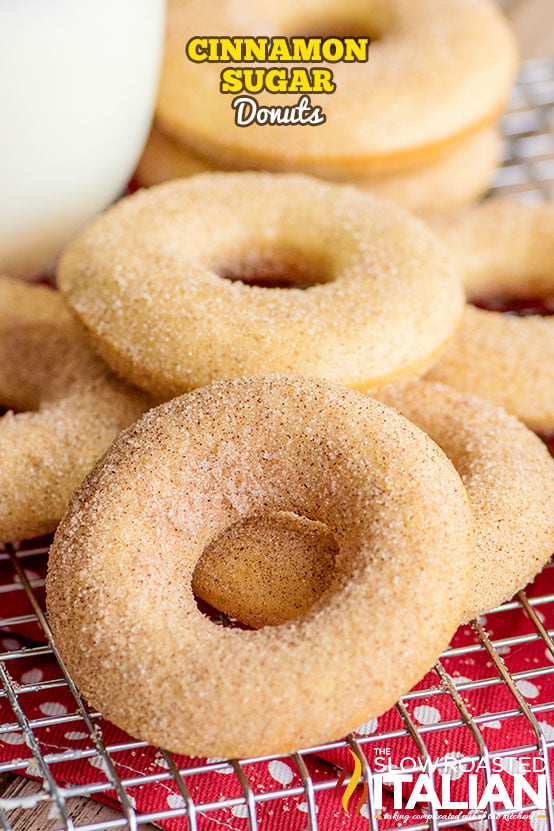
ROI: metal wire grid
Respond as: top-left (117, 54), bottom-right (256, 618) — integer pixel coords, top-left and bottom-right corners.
top-left (0, 57), bottom-right (553, 831)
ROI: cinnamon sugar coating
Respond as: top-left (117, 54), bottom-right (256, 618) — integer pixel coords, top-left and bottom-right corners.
top-left (46, 375), bottom-right (474, 758)
top-left (378, 381), bottom-right (554, 620)
top-left (192, 380), bottom-right (554, 627)
top-left (426, 199), bottom-right (554, 431)
top-left (0, 276), bottom-right (152, 542)
top-left (58, 173), bottom-right (463, 397)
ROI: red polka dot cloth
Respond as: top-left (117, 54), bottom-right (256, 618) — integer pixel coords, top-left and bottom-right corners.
top-left (2, 513), bottom-right (554, 831)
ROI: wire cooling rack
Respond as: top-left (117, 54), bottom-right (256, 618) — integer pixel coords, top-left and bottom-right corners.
top-left (1, 58), bottom-right (554, 831)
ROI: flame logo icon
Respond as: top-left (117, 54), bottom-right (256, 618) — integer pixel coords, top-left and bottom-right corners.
top-left (335, 748), bottom-right (369, 816)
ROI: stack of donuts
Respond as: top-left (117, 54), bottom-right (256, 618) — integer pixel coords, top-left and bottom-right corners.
top-left (1, 0), bottom-right (553, 763)
top-left (136, 0), bottom-right (519, 211)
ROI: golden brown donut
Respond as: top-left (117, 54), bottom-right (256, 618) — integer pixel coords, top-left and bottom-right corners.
top-left (135, 124), bottom-right (500, 213)
top-left (193, 512), bottom-right (338, 627)
top-left (157, 0), bottom-right (517, 174)
top-left (0, 276), bottom-right (152, 542)
top-left (192, 381), bottom-right (554, 626)
top-left (58, 173), bottom-right (464, 398)
top-left (46, 375), bottom-right (474, 758)
top-left (426, 199), bottom-right (554, 432)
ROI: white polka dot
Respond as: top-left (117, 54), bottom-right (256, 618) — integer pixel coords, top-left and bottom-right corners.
top-left (356, 717), bottom-right (378, 735)
top-left (167, 793), bottom-right (186, 810)
top-left (126, 795), bottom-right (137, 810)
top-left (536, 610), bottom-right (546, 624)
top-left (545, 648), bottom-right (554, 664)
top-left (1, 638), bottom-right (20, 651)
top-left (482, 720), bottom-right (501, 730)
top-left (500, 757), bottom-right (526, 776)
top-left (21, 668), bottom-right (43, 685)
top-left (495, 645), bottom-right (511, 656)
top-left (25, 759), bottom-right (42, 778)
top-left (64, 731), bottom-right (89, 741)
top-left (467, 817), bottom-right (488, 831)
top-left (231, 804), bottom-right (249, 818)
top-left (297, 802), bottom-right (319, 814)
top-left (89, 754), bottom-right (110, 774)
top-left (539, 721), bottom-right (554, 741)
top-left (155, 755), bottom-right (170, 769)
top-left (359, 804), bottom-right (369, 818)
top-left (413, 705), bottom-right (441, 725)
top-left (516, 679), bottom-right (540, 699)
top-left (268, 760), bottom-right (293, 785)
top-left (531, 811), bottom-right (548, 831)
top-left (1, 731), bottom-right (25, 745)
top-left (453, 676), bottom-right (474, 686)
top-left (39, 701), bottom-right (67, 717)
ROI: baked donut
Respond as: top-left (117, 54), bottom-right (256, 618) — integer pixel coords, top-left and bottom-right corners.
top-left (157, 0), bottom-right (517, 174)
top-left (57, 173), bottom-right (464, 398)
top-left (135, 124), bottom-right (500, 213)
top-left (46, 375), bottom-right (474, 758)
top-left (193, 512), bottom-right (338, 627)
top-left (192, 381), bottom-right (554, 625)
top-left (0, 276), bottom-right (151, 542)
top-left (378, 381), bottom-right (554, 620)
top-left (426, 199), bottom-right (554, 432)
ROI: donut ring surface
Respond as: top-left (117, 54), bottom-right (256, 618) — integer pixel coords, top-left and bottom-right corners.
top-left (58, 173), bottom-right (463, 398)
top-left (46, 375), bottom-right (474, 758)
top-left (157, 0), bottom-right (517, 171)
top-left (378, 381), bottom-right (554, 621)
top-left (0, 276), bottom-right (151, 542)
top-left (426, 199), bottom-right (554, 432)
top-left (135, 125), bottom-right (500, 214)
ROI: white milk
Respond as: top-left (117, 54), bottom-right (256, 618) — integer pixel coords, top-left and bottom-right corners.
top-left (0, 0), bottom-right (165, 278)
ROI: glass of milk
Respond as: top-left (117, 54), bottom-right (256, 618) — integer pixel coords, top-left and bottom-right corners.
top-left (0, 0), bottom-right (165, 278)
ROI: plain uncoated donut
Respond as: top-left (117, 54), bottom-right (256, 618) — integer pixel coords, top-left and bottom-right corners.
top-left (58, 172), bottom-right (464, 398)
top-left (0, 276), bottom-right (151, 542)
top-left (426, 199), bottom-right (554, 432)
top-left (46, 375), bottom-right (474, 758)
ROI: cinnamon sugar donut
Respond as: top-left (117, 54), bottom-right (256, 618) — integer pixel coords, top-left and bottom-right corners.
top-left (157, 0), bottom-right (517, 174)
top-left (378, 381), bottom-right (554, 620)
top-left (426, 199), bottom-right (554, 432)
top-left (58, 173), bottom-right (463, 398)
top-left (193, 512), bottom-right (338, 627)
top-left (46, 375), bottom-right (474, 758)
top-left (135, 124), bottom-right (500, 213)
top-left (0, 276), bottom-right (151, 542)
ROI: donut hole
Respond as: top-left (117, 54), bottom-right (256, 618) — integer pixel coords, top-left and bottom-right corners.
top-left (471, 294), bottom-right (554, 317)
top-left (0, 396), bottom-right (40, 415)
top-left (215, 249), bottom-right (333, 289)
top-left (290, 22), bottom-right (381, 42)
top-left (192, 512), bottom-right (339, 628)
top-left (283, 7), bottom-right (391, 44)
